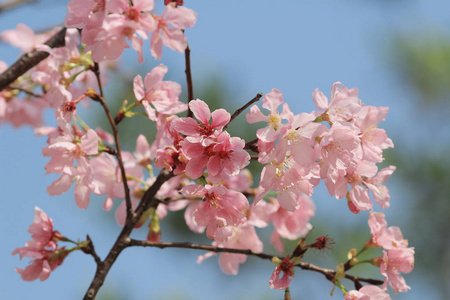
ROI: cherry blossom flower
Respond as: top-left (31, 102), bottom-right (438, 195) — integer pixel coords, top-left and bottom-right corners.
top-left (269, 255), bottom-right (295, 290)
top-left (197, 223), bottom-right (263, 275)
top-left (368, 211), bottom-right (408, 250)
top-left (150, 4), bottom-right (197, 60)
top-left (312, 82), bottom-right (362, 124)
top-left (133, 64), bottom-right (186, 120)
top-left (172, 99), bottom-right (230, 136)
top-left (354, 106), bottom-right (394, 163)
top-left (246, 88), bottom-right (293, 145)
top-left (181, 184), bottom-right (249, 242)
top-left (379, 248), bottom-right (415, 293)
top-left (65, 0), bottom-right (106, 29)
top-left (12, 207), bottom-right (67, 282)
top-left (272, 194), bottom-right (315, 240)
top-left (345, 285), bottom-right (392, 300)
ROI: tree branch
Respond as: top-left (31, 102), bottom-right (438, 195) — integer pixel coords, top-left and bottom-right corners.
top-left (224, 93), bottom-right (262, 130)
top-left (83, 170), bottom-right (174, 300)
top-left (184, 44), bottom-right (194, 118)
top-left (127, 239), bottom-right (384, 287)
top-left (92, 63), bottom-right (133, 222)
top-left (0, 0), bottom-right (36, 13)
top-left (0, 27), bottom-right (66, 91)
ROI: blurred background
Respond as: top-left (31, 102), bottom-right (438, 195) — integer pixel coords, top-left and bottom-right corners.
top-left (1, 0), bottom-right (449, 299)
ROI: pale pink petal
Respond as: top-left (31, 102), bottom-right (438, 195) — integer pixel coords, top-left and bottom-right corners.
top-left (133, 75), bottom-right (145, 100)
top-left (262, 88), bottom-right (283, 112)
top-left (150, 31), bottom-right (163, 60)
top-left (144, 64), bottom-right (167, 88)
top-left (312, 88), bottom-right (329, 111)
top-left (210, 109), bottom-right (231, 129)
top-left (189, 99), bottom-right (211, 125)
top-left (81, 129), bottom-right (99, 155)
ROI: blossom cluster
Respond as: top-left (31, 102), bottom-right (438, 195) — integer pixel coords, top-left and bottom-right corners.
top-left (2, 1), bottom-right (415, 299)
top-left (65, 0), bottom-right (196, 62)
top-left (12, 207), bottom-right (67, 282)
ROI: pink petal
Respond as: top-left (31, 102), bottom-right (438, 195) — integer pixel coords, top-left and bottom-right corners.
top-left (189, 99), bottom-right (211, 125)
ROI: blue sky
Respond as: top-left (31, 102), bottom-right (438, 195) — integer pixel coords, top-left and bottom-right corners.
top-left (0, 0), bottom-right (447, 299)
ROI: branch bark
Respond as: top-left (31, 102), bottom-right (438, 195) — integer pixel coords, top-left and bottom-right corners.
top-left (127, 239), bottom-right (385, 287)
top-left (82, 169), bottom-right (174, 300)
top-left (0, 27), bottom-right (66, 91)
top-left (0, 0), bottom-right (36, 13)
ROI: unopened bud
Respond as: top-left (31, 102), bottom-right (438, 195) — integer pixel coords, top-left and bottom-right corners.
top-left (85, 88), bottom-right (102, 102)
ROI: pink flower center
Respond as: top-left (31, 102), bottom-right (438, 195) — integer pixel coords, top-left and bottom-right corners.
top-left (126, 7), bottom-right (140, 22)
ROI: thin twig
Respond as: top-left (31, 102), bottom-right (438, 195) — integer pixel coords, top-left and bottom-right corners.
top-left (244, 137), bottom-right (259, 153)
top-left (83, 170), bottom-right (174, 300)
top-left (0, 27), bottom-right (66, 91)
top-left (82, 235), bottom-right (102, 266)
top-left (127, 239), bottom-right (384, 286)
top-left (128, 239), bottom-right (274, 260)
top-left (184, 44), bottom-right (194, 118)
top-left (91, 63), bottom-right (133, 221)
top-left (0, 0), bottom-right (36, 13)
top-left (8, 85), bottom-right (42, 98)
top-left (224, 93), bottom-right (262, 130)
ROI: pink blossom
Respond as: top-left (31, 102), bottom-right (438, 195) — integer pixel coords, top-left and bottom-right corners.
top-left (217, 223), bottom-right (263, 275)
top-left (134, 134), bottom-right (153, 167)
top-left (182, 131), bottom-right (249, 183)
top-left (172, 99), bottom-right (230, 136)
top-left (12, 208), bottom-right (66, 282)
top-left (312, 82), bottom-right (362, 123)
top-left (255, 153), bottom-right (315, 211)
top-left (272, 194), bottom-right (315, 240)
top-left (269, 255), bottom-right (295, 290)
top-left (1, 23), bottom-right (48, 52)
top-left (354, 106), bottom-right (394, 163)
top-left (14, 251), bottom-right (67, 282)
top-left (150, 4), bottom-right (197, 60)
top-left (90, 153), bottom-right (126, 210)
top-left (366, 166), bottom-right (396, 209)
top-left (345, 285), bottom-right (392, 300)
top-left (181, 184), bottom-right (249, 242)
top-left (246, 88), bottom-right (293, 143)
top-left (319, 124), bottom-right (362, 196)
top-left (368, 211), bottom-right (408, 250)
top-left (380, 248), bottom-right (414, 293)
top-left (164, 0), bottom-right (183, 5)
top-left (65, 0), bottom-right (105, 29)
top-left (133, 64), bottom-right (186, 120)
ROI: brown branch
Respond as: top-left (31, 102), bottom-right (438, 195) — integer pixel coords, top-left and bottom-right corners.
top-left (128, 240), bottom-right (275, 260)
top-left (134, 169), bottom-right (174, 218)
top-left (127, 239), bottom-right (384, 287)
top-left (224, 93), bottom-right (263, 130)
top-left (0, 0), bottom-right (36, 13)
top-left (81, 235), bottom-right (102, 266)
top-left (83, 170), bottom-right (174, 300)
top-left (0, 27), bottom-right (66, 91)
top-left (8, 84), bottom-right (42, 98)
top-left (244, 137), bottom-right (259, 153)
top-left (92, 63), bottom-right (133, 222)
top-left (184, 44), bottom-right (194, 118)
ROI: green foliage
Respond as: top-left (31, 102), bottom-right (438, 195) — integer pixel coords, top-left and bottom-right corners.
top-left (390, 31), bottom-right (450, 105)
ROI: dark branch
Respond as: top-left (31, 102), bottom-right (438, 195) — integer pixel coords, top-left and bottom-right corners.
top-left (92, 63), bottom-right (133, 222)
top-left (0, 0), bottom-right (36, 13)
top-left (127, 239), bottom-right (385, 287)
top-left (83, 170), bottom-right (174, 300)
top-left (8, 85), bottom-right (43, 98)
top-left (81, 235), bottom-right (102, 266)
top-left (184, 44), bottom-right (194, 118)
top-left (0, 27), bottom-right (66, 91)
top-left (244, 137), bottom-right (259, 153)
top-left (224, 93), bottom-right (262, 130)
